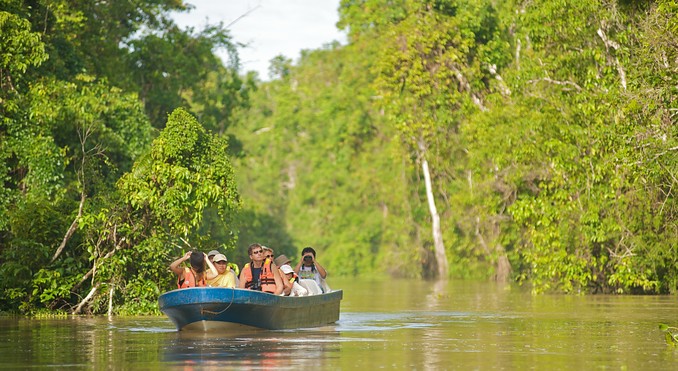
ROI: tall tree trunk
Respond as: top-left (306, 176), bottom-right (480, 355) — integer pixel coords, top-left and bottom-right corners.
top-left (108, 285), bottom-right (115, 317)
top-left (421, 155), bottom-right (448, 278)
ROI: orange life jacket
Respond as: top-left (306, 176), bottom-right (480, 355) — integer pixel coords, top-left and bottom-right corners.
top-left (177, 267), bottom-right (207, 289)
top-left (241, 259), bottom-right (276, 293)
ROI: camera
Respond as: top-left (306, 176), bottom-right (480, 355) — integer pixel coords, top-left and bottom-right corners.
top-left (303, 255), bottom-right (313, 262)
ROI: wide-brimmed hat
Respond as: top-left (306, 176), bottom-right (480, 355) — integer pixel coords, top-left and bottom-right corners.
top-left (274, 254), bottom-right (290, 267)
top-left (212, 253), bottom-right (228, 263)
top-left (280, 264), bottom-right (294, 275)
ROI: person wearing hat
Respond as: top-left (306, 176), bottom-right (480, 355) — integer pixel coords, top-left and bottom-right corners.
top-left (208, 249), bottom-right (240, 277)
top-left (207, 250), bottom-right (221, 261)
top-left (280, 264), bottom-right (308, 296)
top-left (274, 254), bottom-right (291, 267)
top-left (273, 255), bottom-right (293, 295)
top-left (206, 253), bottom-right (236, 288)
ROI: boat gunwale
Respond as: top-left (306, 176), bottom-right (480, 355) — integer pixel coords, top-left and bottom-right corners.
top-left (159, 287), bottom-right (342, 309)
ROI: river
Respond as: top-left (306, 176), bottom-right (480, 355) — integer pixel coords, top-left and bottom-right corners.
top-left (0, 278), bottom-right (676, 369)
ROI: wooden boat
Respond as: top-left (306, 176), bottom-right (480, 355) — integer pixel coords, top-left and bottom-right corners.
top-left (158, 287), bottom-right (342, 331)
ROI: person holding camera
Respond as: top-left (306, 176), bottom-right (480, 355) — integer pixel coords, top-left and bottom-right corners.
top-left (170, 250), bottom-right (217, 289)
top-left (294, 246), bottom-right (330, 293)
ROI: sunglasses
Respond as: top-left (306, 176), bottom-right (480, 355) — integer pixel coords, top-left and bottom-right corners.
top-left (265, 254), bottom-right (274, 258)
top-left (252, 250), bottom-right (263, 254)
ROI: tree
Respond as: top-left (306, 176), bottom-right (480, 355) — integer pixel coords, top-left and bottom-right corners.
top-left (68, 108), bottom-right (241, 314)
top-left (6, 0), bottom-right (246, 131)
top-left (125, 23), bottom-right (242, 128)
top-left (119, 108), bottom-right (241, 238)
top-left (0, 10), bottom-right (49, 230)
top-left (363, 0), bottom-right (505, 277)
top-left (0, 74), bottom-right (155, 313)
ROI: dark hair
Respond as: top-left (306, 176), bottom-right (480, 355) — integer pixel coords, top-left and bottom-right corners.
top-left (301, 246), bottom-right (316, 257)
top-left (248, 243), bottom-right (262, 255)
top-left (189, 251), bottom-right (205, 273)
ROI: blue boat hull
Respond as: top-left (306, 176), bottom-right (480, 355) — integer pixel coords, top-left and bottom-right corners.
top-left (158, 287), bottom-right (342, 331)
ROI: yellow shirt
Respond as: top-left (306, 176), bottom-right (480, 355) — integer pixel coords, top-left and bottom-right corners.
top-left (207, 268), bottom-right (236, 288)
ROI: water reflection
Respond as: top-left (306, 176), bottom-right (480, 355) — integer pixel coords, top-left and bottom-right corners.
top-left (162, 328), bottom-right (341, 369)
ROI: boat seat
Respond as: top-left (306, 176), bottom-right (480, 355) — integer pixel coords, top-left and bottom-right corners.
top-left (298, 279), bottom-right (323, 295)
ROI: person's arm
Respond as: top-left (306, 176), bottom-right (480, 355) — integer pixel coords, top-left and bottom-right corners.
top-left (169, 252), bottom-right (191, 276)
top-left (238, 267), bottom-right (247, 289)
top-left (293, 260), bottom-right (302, 274)
top-left (313, 257), bottom-right (327, 279)
top-left (271, 263), bottom-right (284, 295)
top-left (204, 253), bottom-right (218, 280)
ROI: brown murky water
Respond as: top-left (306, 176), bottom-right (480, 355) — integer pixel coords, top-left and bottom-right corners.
top-left (0, 278), bottom-right (676, 369)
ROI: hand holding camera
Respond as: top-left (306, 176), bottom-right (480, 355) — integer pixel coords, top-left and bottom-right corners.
top-left (295, 247), bottom-right (327, 280)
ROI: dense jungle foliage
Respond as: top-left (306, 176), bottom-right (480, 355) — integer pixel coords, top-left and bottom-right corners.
top-left (0, 0), bottom-right (676, 315)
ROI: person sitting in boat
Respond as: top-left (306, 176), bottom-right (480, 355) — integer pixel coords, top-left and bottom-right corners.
top-left (273, 254), bottom-right (291, 268)
top-left (280, 264), bottom-right (308, 296)
top-left (207, 249), bottom-right (221, 261)
top-left (262, 246), bottom-right (274, 261)
top-left (206, 253), bottom-right (236, 288)
top-left (170, 250), bottom-right (217, 288)
top-left (273, 254), bottom-right (294, 295)
top-left (238, 243), bottom-right (284, 295)
top-left (207, 249), bottom-right (240, 285)
top-left (294, 246), bottom-right (330, 293)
